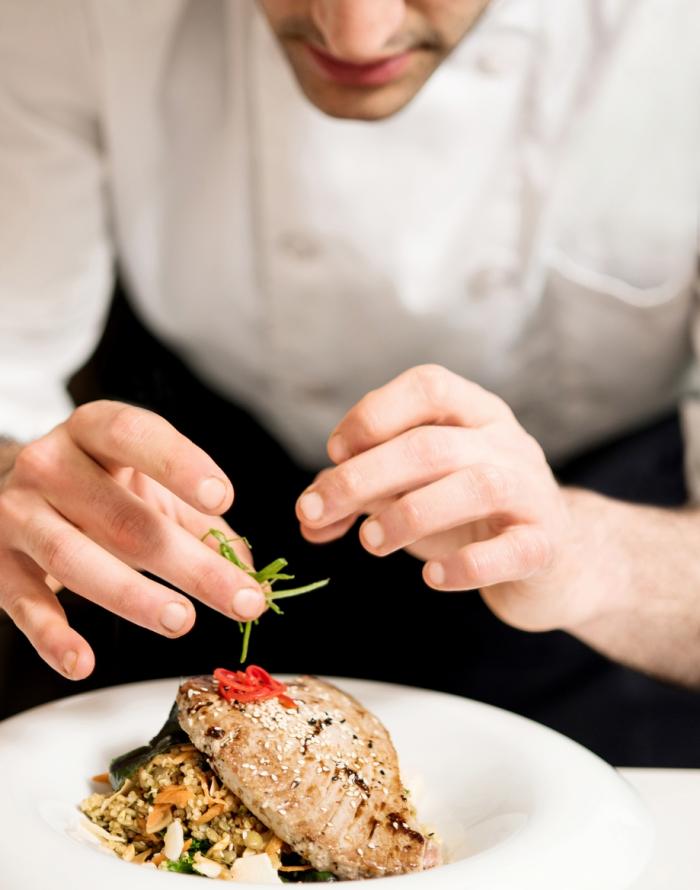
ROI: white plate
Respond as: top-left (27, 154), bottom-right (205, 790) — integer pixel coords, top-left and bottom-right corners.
top-left (0, 677), bottom-right (652, 889)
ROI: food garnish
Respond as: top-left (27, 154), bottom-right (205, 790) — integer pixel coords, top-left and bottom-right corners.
top-left (214, 664), bottom-right (297, 709)
top-left (83, 672), bottom-right (438, 882)
top-left (204, 529), bottom-right (329, 662)
top-left (165, 836), bottom-right (212, 874)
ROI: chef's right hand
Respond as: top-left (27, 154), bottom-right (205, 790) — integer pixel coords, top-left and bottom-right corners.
top-left (0, 401), bottom-right (266, 680)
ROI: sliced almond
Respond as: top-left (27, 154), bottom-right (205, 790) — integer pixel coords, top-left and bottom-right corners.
top-left (122, 843), bottom-right (136, 862)
top-left (192, 854), bottom-right (222, 879)
top-left (132, 849), bottom-right (153, 864)
top-left (230, 853), bottom-right (282, 884)
top-left (182, 838), bottom-right (192, 853)
top-left (163, 818), bottom-right (185, 862)
top-left (153, 785), bottom-right (194, 808)
top-left (152, 853), bottom-right (166, 866)
top-left (194, 803), bottom-right (224, 824)
top-left (90, 772), bottom-right (110, 784)
top-left (80, 817), bottom-right (124, 845)
top-left (146, 804), bottom-right (173, 834)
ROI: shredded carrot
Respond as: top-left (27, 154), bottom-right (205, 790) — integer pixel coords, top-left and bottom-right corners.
top-left (153, 785), bottom-right (194, 807)
top-left (194, 803), bottom-right (224, 824)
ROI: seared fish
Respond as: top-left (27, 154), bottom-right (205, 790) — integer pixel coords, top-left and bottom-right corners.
top-left (177, 675), bottom-right (439, 880)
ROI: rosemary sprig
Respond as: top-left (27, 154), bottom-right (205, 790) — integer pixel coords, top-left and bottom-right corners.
top-left (204, 529), bottom-right (329, 663)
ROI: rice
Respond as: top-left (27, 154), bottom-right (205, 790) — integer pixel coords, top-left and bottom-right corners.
top-left (79, 743), bottom-right (285, 877)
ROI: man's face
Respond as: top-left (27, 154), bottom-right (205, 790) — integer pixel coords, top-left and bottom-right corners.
top-left (258, 0), bottom-right (492, 120)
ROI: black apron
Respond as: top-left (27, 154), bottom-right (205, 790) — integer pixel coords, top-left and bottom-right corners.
top-left (2, 287), bottom-right (698, 767)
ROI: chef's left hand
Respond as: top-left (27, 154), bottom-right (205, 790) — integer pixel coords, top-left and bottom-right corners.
top-left (296, 365), bottom-right (600, 633)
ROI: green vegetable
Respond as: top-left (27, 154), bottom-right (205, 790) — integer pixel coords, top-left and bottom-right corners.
top-left (165, 838), bottom-right (211, 874)
top-left (108, 701), bottom-right (187, 791)
top-left (204, 529), bottom-right (329, 662)
top-left (280, 871), bottom-right (338, 883)
top-left (165, 856), bottom-right (196, 875)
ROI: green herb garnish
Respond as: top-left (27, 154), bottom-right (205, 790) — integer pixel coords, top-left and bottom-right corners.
top-left (280, 871), bottom-right (338, 883)
top-left (204, 529), bottom-right (329, 663)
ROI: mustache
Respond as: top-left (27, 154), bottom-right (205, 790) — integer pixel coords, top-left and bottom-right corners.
top-left (276, 16), bottom-right (444, 54)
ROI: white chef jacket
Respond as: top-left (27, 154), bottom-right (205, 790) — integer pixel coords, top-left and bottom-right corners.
top-left (1, 1), bottom-right (699, 490)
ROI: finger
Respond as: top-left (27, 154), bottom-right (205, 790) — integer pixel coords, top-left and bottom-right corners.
top-left (405, 526), bottom-right (477, 562)
top-left (35, 455), bottom-right (266, 621)
top-left (174, 499), bottom-right (255, 567)
top-left (423, 526), bottom-right (552, 591)
top-left (297, 426), bottom-right (487, 528)
top-left (300, 514), bottom-right (360, 544)
top-left (328, 365), bottom-right (510, 462)
top-left (124, 471), bottom-right (255, 567)
top-left (66, 401), bottom-right (233, 514)
top-left (9, 502), bottom-right (202, 636)
top-left (359, 465), bottom-right (520, 556)
top-left (299, 494), bottom-right (395, 544)
top-left (0, 551), bottom-right (94, 680)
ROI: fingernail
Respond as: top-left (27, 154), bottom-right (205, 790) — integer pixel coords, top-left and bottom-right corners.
top-left (328, 434), bottom-right (351, 463)
top-left (197, 476), bottom-right (228, 511)
top-left (62, 650), bottom-right (78, 677)
top-left (362, 520), bottom-right (385, 549)
top-left (232, 587), bottom-right (265, 620)
top-left (299, 491), bottom-right (324, 522)
top-left (160, 601), bottom-right (190, 633)
top-left (427, 562), bottom-right (446, 585)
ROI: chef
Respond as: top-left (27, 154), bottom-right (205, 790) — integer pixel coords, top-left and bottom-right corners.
top-left (1, 0), bottom-right (699, 763)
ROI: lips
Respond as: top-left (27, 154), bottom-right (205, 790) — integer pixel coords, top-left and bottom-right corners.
top-left (305, 43), bottom-right (413, 87)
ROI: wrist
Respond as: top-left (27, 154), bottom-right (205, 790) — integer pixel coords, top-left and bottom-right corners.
top-left (555, 487), bottom-right (637, 632)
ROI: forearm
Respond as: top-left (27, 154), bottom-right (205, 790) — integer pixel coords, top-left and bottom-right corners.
top-left (562, 487), bottom-right (700, 687)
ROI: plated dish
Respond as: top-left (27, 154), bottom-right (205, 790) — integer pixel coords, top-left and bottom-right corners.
top-left (0, 676), bottom-right (653, 889)
top-left (79, 667), bottom-right (439, 881)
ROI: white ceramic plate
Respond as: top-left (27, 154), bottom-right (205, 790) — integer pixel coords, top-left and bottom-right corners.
top-left (0, 677), bottom-right (652, 889)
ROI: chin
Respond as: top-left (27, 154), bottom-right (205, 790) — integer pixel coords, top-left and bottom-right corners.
top-left (298, 82), bottom-right (423, 121)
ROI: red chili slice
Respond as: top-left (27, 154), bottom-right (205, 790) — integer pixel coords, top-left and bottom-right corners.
top-left (277, 694), bottom-right (298, 709)
top-left (213, 665), bottom-right (297, 708)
